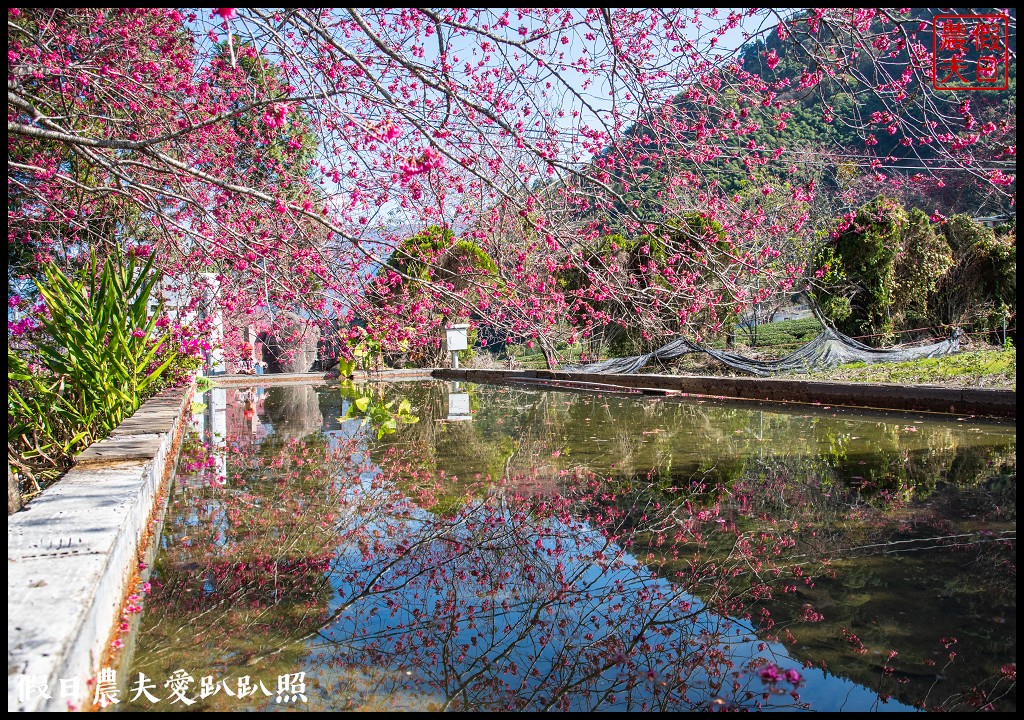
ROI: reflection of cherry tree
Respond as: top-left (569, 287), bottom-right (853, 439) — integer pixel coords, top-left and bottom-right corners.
top-left (125, 428), bottom-right (369, 711)
top-left (631, 452), bottom-right (1017, 712)
top-left (310, 471), bottom-right (808, 711)
top-left (367, 384), bottom-right (1016, 711)
top-left (132, 429), bottom-right (812, 711)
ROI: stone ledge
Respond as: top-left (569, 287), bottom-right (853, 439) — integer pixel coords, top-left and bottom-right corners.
top-left (75, 434), bottom-right (165, 467)
top-left (8, 464), bottom-right (158, 560)
top-left (212, 371), bottom-right (334, 386)
top-left (431, 369), bottom-right (1015, 418)
top-left (7, 383), bottom-right (194, 712)
top-left (212, 368), bottom-right (436, 386)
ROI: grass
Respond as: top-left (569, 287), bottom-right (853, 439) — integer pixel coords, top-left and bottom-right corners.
top-left (802, 346), bottom-right (1016, 389)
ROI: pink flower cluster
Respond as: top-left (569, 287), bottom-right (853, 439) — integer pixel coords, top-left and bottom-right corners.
top-left (399, 147), bottom-right (444, 178)
top-left (368, 121), bottom-right (401, 143)
top-left (757, 663), bottom-right (802, 686)
top-left (8, 318), bottom-right (38, 337)
top-left (262, 103), bottom-right (289, 129)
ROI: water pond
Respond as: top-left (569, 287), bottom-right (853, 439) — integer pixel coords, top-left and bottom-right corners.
top-left (118, 381), bottom-right (1016, 712)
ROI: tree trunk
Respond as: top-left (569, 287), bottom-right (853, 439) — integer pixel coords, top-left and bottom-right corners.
top-left (540, 337), bottom-right (558, 370)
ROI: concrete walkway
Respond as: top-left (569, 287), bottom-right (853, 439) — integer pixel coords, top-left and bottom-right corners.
top-left (8, 384), bottom-right (194, 712)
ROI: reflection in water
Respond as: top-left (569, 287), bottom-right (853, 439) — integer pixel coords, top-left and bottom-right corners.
top-left (263, 385), bottom-right (324, 439)
top-left (123, 382), bottom-right (1016, 712)
top-left (447, 382), bottom-right (472, 422)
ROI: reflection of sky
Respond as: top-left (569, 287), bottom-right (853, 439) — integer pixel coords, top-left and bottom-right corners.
top-left (303, 468), bottom-right (914, 711)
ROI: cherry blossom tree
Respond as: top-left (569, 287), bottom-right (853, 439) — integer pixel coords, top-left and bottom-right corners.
top-left (8, 8), bottom-right (1015, 366)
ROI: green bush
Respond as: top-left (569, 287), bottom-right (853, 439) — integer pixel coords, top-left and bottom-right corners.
top-left (814, 196), bottom-right (904, 342)
top-left (893, 208), bottom-right (953, 328)
top-left (814, 199), bottom-right (1016, 344)
top-left (743, 317), bottom-right (823, 349)
top-left (8, 249), bottom-right (180, 492)
top-left (930, 217), bottom-right (1015, 334)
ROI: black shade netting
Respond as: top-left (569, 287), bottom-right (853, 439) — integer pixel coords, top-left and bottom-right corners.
top-left (562, 327), bottom-right (962, 378)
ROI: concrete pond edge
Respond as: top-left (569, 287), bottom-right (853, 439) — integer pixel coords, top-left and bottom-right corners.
top-left (210, 368), bottom-right (434, 386)
top-left (432, 368), bottom-right (1016, 418)
top-left (7, 381), bottom-right (195, 712)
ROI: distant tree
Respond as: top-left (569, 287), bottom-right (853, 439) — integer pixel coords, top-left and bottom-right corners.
top-left (365, 226), bottom-right (499, 366)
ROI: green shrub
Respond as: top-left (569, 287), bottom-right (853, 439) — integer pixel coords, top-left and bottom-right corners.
top-left (893, 208), bottom-right (953, 327)
top-left (8, 249), bottom-right (179, 493)
top-left (815, 200), bottom-right (1016, 343)
top-left (813, 196), bottom-right (904, 342)
top-left (930, 217), bottom-right (1016, 334)
top-left (744, 317), bottom-right (823, 349)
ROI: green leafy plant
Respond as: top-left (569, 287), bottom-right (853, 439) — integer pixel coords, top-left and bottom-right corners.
top-left (8, 349), bottom-right (96, 471)
top-left (8, 249), bottom-right (179, 492)
top-left (337, 356), bottom-right (358, 378)
top-left (337, 331), bottom-right (370, 378)
top-left (338, 381), bottom-right (419, 438)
